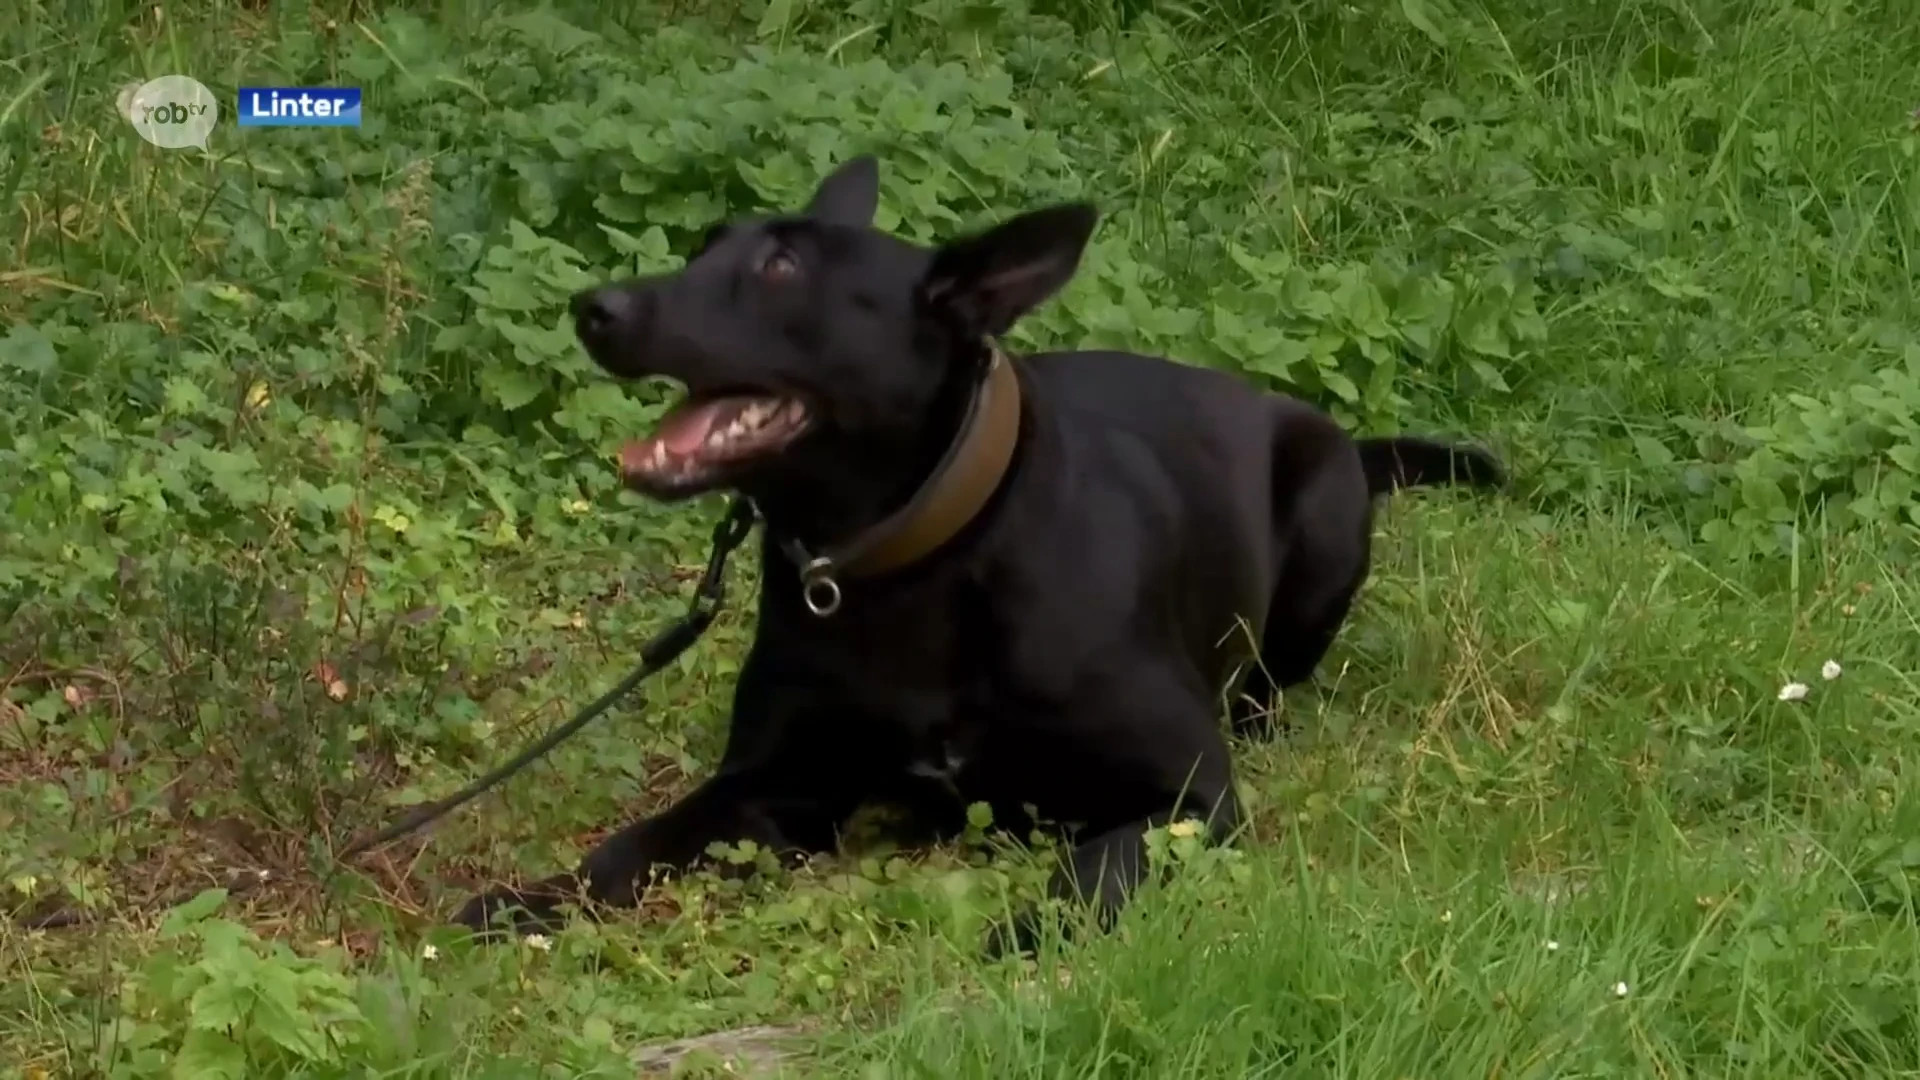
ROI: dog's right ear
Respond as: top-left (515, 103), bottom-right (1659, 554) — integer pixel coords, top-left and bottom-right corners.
top-left (804, 156), bottom-right (880, 228)
top-left (920, 203), bottom-right (1099, 338)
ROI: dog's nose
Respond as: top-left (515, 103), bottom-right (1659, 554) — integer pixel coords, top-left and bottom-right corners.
top-left (572, 286), bottom-right (647, 342)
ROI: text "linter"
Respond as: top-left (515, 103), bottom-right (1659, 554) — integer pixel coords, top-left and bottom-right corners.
top-left (236, 87), bottom-right (363, 127)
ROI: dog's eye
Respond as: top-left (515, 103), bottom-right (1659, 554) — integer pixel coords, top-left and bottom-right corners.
top-left (757, 246), bottom-right (800, 282)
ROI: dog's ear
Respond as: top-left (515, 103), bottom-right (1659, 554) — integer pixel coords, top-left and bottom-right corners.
top-left (804, 156), bottom-right (880, 227)
top-left (920, 204), bottom-right (1098, 338)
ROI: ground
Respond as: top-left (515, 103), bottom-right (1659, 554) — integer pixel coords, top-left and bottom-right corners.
top-left (5, 0), bottom-right (1920, 1076)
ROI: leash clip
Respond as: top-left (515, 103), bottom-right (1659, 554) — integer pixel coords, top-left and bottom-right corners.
top-left (694, 496), bottom-right (758, 612)
top-left (797, 556), bottom-right (842, 618)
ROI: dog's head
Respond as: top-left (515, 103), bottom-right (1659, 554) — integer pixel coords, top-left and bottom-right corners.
top-left (571, 157), bottom-right (1097, 517)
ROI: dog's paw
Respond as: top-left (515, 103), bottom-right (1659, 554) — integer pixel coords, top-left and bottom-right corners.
top-left (983, 908), bottom-right (1050, 960)
top-left (452, 877), bottom-right (574, 940)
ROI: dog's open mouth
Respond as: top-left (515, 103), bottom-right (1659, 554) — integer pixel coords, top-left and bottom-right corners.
top-left (619, 391), bottom-right (813, 496)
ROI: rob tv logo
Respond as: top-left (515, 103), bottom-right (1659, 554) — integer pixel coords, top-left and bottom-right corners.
top-left (123, 76), bottom-right (220, 150)
top-left (236, 86), bottom-right (363, 127)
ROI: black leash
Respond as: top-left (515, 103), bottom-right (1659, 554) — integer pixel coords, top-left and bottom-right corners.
top-left (337, 495), bottom-right (759, 861)
top-left (16, 498), bottom-right (757, 931)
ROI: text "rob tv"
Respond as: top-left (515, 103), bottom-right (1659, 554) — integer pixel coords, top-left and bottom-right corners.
top-left (143, 101), bottom-right (210, 125)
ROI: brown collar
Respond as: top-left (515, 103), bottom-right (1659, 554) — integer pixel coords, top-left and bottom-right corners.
top-left (778, 344), bottom-right (1023, 617)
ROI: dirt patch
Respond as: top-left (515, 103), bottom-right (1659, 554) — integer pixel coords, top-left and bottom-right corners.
top-left (632, 1023), bottom-right (815, 1077)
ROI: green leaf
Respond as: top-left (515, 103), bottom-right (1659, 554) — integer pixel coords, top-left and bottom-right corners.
top-left (433, 325), bottom-right (478, 353)
top-left (0, 324), bottom-right (57, 374)
top-left (502, 11), bottom-right (601, 55)
top-left (1509, 306), bottom-right (1549, 343)
top-left (1400, 0), bottom-right (1450, 47)
top-left (172, 1028), bottom-right (248, 1080)
top-left (480, 364), bottom-right (546, 411)
top-left (1332, 270), bottom-right (1393, 339)
top-left (1322, 370), bottom-right (1361, 403)
top-left (1469, 359), bottom-right (1511, 392)
top-left (757, 0), bottom-right (798, 39)
top-left (601, 223), bottom-right (652, 256)
top-left (163, 377), bottom-right (214, 417)
top-left (496, 318), bottom-right (573, 361)
top-left (1249, 337), bottom-right (1309, 381)
top-left (593, 192), bottom-right (649, 224)
top-left (187, 977), bottom-right (252, 1033)
top-left (198, 448), bottom-right (269, 508)
top-left (1365, 353), bottom-right (1400, 408)
top-left (1649, 272), bottom-right (1709, 300)
top-left (1632, 434), bottom-right (1675, 469)
top-left (1545, 598), bottom-right (1589, 630)
top-left (467, 271), bottom-right (542, 313)
top-left (159, 888), bottom-right (230, 936)
top-left (602, 224), bottom-right (681, 274)
top-left (1458, 303), bottom-right (1512, 358)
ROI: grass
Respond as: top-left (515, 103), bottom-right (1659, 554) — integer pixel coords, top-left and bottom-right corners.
top-left (4, 0), bottom-right (1920, 1075)
top-left (857, 502), bottom-right (1920, 1075)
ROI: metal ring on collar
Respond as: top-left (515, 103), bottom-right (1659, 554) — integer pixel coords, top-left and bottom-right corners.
top-left (802, 577), bottom-right (842, 617)
top-left (798, 557), bottom-right (843, 618)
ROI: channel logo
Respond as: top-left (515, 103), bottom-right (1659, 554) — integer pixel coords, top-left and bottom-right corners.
top-left (123, 75), bottom-right (220, 150)
top-left (236, 86), bottom-right (362, 127)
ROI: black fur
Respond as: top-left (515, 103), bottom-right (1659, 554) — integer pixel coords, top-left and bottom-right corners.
top-left (1357, 436), bottom-right (1505, 496)
top-left (454, 156), bottom-right (1504, 950)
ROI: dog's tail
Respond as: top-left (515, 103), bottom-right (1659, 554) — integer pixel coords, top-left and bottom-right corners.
top-left (1357, 436), bottom-right (1506, 496)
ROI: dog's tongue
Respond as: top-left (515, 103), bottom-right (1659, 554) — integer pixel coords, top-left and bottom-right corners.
top-left (658, 398), bottom-right (735, 454)
top-left (620, 398), bottom-right (736, 475)
top-left (660, 398), bottom-right (740, 452)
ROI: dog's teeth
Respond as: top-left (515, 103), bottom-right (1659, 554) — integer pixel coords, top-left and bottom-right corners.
top-left (725, 417), bottom-right (750, 440)
top-left (649, 443), bottom-right (668, 470)
top-left (741, 402), bottom-right (771, 429)
top-left (707, 428), bottom-right (731, 449)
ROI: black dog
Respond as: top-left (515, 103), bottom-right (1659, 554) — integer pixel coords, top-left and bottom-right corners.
top-left (454, 156), bottom-right (1503, 945)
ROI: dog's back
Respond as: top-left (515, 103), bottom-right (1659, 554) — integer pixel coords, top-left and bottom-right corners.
top-left (1001, 350), bottom-right (1348, 685)
top-left (1007, 346), bottom-right (1492, 733)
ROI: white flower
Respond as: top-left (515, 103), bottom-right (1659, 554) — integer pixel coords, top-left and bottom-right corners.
top-left (1821, 659), bottom-right (1842, 681)
top-left (1614, 981), bottom-right (1629, 997)
top-left (421, 943), bottom-right (439, 961)
top-left (1440, 909), bottom-right (1452, 924)
top-left (524, 934), bottom-right (553, 952)
top-left (1546, 939), bottom-right (1559, 951)
top-left (1777, 681), bottom-right (1810, 702)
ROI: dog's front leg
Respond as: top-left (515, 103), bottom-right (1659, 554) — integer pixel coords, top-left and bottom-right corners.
top-left (992, 789), bottom-right (1243, 957)
top-left (453, 768), bottom-right (835, 936)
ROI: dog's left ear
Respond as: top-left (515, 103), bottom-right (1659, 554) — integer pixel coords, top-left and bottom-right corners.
top-left (920, 204), bottom-right (1099, 338)
top-left (804, 156), bottom-right (880, 227)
